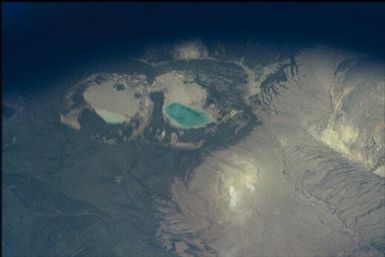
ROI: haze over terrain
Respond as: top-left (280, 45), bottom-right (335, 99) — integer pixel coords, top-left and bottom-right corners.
top-left (2, 3), bottom-right (385, 257)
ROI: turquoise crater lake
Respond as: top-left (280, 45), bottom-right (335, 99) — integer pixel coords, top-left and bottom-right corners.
top-left (164, 103), bottom-right (212, 129)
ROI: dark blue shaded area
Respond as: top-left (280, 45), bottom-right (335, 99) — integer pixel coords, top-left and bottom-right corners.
top-left (2, 3), bottom-right (385, 93)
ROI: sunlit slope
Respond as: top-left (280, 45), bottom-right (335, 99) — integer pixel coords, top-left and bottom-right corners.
top-left (318, 59), bottom-right (384, 176)
top-left (252, 46), bottom-right (384, 177)
top-left (157, 46), bottom-right (385, 257)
